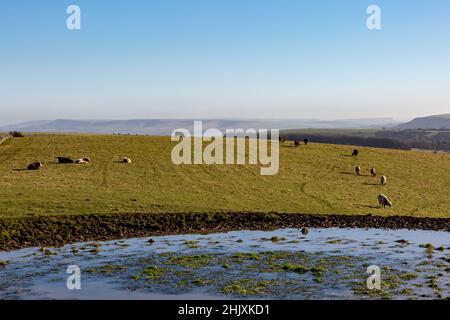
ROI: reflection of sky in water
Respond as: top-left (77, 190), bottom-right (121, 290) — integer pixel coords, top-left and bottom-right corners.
top-left (0, 228), bottom-right (449, 300)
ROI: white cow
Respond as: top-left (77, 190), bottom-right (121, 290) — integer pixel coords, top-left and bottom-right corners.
top-left (378, 194), bottom-right (392, 208)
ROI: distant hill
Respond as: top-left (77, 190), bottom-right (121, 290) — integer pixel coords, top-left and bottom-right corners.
top-left (0, 118), bottom-right (400, 135)
top-left (396, 114), bottom-right (450, 129)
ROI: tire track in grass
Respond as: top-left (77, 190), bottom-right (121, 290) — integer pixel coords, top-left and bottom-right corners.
top-left (0, 139), bottom-right (32, 166)
top-left (102, 161), bottom-right (109, 187)
top-left (298, 165), bottom-right (337, 210)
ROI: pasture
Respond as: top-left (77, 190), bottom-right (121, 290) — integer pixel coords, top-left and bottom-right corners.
top-left (0, 134), bottom-right (449, 219)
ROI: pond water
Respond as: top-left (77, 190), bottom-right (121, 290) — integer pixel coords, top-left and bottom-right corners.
top-left (0, 228), bottom-right (449, 300)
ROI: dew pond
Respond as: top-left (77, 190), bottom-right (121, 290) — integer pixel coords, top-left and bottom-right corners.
top-left (0, 228), bottom-right (449, 300)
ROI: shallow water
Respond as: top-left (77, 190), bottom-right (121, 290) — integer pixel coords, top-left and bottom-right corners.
top-left (0, 228), bottom-right (449, 300)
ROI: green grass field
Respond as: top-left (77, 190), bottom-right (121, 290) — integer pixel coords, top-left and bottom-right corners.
top-left (0, 134), bottom-right (449, 219)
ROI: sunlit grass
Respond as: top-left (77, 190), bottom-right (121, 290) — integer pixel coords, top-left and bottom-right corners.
top-left (0, 134), bottom-right (449, 218)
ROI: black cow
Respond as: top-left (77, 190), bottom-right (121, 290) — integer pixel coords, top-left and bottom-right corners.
top-left (303, 138), bottom-right (308, 145)
top-left (352, 149), bottom-right (359, 157)
top-left (57, 157), bottom-right (74, 164)
top-left (27, 162), bottom-right (42, 170)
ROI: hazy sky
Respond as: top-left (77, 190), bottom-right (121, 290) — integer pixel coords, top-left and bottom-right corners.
top-left (0, 0), bottom-right (449, 125)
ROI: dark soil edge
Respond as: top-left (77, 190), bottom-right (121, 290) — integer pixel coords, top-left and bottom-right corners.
top-left (1, 212), bottom-right (449, 251)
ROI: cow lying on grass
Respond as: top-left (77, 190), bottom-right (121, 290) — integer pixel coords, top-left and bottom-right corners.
top-left (57, 157), bottom-right (74, 164)
top-left (27, 162), bottom-right (42, 170)
top-left (58, 157), bottom-right (91, 164)
top-left (378, 194), bottom-right (392, 208)
top-left (123, 157), bottom-right (132, 164)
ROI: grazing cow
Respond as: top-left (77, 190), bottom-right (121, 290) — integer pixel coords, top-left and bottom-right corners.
top-left (123, 157), bottom-right (132, 164)
top-left (303, 138), bottom-right (308, 145)
top-left (352, 149), bottom-right (359, 157)
top-left (57, 157), bottom-right (74, 164)
top-left (294, 140), bottom-right (300, 147)
top-left (371, 168), bottom-right (377, 177)
top-left (27, 162), bottom-right (42, 170)
top-left (381, 175), bottom-right (387, 186)
top-left (355, 165), bottom-right (361, 175)
top-left (378, 194), bottom-right (392, 208)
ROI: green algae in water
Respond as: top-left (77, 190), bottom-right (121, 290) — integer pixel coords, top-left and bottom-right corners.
top-left (143, 266), bottom-right (167, 279)
top-left (86, 264), bottom-right (126, 275)
top-left (326, 239), bottom-right (341, 244)
top-left (183, 240), bottom-right (200, 248)
top-left (229, 252), bottom-right (261, 262)
top-left (192, 279), bottom-right (211, 286)
top-left (281, 263), bottom-right (309, 274)
top-left (166, 254), bottom-right (211, 268)
top-left (400, 273), bottom-right (418, 280)
top-left (221, 279), bottom-right (272, 296)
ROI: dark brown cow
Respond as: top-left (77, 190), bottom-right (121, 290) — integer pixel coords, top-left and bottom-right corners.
top-left (352, 149), bottom-right (359, 157)
top-left (27, 162), bottom-right (42, 170)
top-left (57, 157), bottom-right (74, 164)
top-left (371, 168), bottom-right (377, 177)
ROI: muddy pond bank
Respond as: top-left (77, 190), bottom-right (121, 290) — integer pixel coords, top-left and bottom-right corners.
top-left (1, 212), bottom-right (449, 251)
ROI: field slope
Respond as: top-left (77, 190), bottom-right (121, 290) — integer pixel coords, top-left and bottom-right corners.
top-left (1, 134), bottom-right (449, 219)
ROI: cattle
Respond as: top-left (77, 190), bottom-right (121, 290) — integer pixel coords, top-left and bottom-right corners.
top-left (378, 194), bottom-right (392, 208)
top-left (83, 157), bottom-right (91, 162)
top-left (371, 168), bottom-right (377, 177)
top-left (27, 162), bottom-right (42, 170)
top-left (355, 165), bottom-right (361, 175)
top-left (123, 157), bottom-right (132, 164)
top-left (381, 175), bottom-right (387, 186)
top-left (303, 138), bottom-right (308, 145)
top-left (352, 149), bottom-right (359, 157)
top-left (57, 157), bottom-right (74, 164)
top-left (294, 140), bottom-right (300, 147)
top-left (75, 159), bottom-right (87, 164)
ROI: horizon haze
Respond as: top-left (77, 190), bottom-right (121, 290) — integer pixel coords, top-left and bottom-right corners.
top-left (1, 1), bottom-right (449, 124)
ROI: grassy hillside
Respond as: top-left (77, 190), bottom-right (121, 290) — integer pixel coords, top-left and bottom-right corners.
top-left (0, 134), bottom-right (449, 219)
top-left (397, 114), bottom-right (450, 129)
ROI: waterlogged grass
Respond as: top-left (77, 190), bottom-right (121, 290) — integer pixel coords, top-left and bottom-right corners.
top-left (86, 264), bottom-right (126, 275)
top-left (221, 279), bottom-right (272, 296)
top-left (1, 233), bottom-right (449, 299)
top-left (166, 254), bottom-right (212, 269)
top-left (281, 262), bottom-right (309, 274)
top-left (0, 134), bottom-right (450, 218)
top-left (142, 266), bottom-right (167, 279)
top-left (128, 250), bottom-right (449, 299)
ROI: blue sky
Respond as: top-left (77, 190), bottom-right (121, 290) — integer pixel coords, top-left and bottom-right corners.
top-left (0, 0), bottom-right (449, 124)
